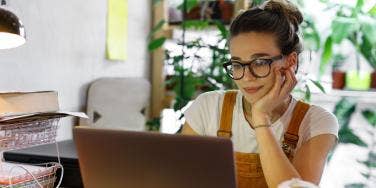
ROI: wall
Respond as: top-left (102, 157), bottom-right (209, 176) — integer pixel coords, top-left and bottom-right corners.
top-left (0, 0), bottom-right (150, 140)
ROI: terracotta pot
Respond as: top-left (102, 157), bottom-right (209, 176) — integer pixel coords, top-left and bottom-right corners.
top-left (371, 71), bottom-right (376, 89)
top-left (219, 0), bottom-right (234, 23)
top-left (332, 70), bottom-right (346, 89)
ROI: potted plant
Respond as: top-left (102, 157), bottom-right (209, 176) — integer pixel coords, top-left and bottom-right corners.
top-left (319, 0), bottom-right (376, 91)
top-left (331, 54), bottom-right (347, 89)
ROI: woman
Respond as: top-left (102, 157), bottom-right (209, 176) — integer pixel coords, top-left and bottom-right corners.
top-left (181, 0), bottom-right (338, 188)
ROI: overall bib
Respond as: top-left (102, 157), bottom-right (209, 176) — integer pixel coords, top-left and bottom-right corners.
top-left (217, 91), bottom-right (310, 188)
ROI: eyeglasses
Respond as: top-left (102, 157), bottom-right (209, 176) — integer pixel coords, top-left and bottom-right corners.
top-left (223, 55), bottom-right (283, 80)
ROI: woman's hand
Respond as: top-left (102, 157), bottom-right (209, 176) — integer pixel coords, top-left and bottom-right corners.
top-left (251, 66), bottom-right (297, 126)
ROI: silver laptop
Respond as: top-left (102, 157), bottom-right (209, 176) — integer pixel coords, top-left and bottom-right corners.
top-left (73, 127), bottom-right (236, 188)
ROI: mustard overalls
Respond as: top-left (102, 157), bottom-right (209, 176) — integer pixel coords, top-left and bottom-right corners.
top-left (217, 91), bottom-right (310, 188)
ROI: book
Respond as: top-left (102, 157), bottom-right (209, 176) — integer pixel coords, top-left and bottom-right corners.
top-left (0, 91), bottom-right (59, 117)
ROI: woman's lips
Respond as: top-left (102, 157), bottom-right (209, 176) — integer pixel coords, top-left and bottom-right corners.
top-left (243, 86), bottom-right (263, 94)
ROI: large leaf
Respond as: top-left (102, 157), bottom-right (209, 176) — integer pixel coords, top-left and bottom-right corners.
top-left (181, 20), bottom-right (209, 30)
top-left (148, 37), bottom-right (166, 51)
top-left (302, 16), bottom-right (321, 51)
top-left (331, 17), bottom-right (358, 44)
top-left (152, 0), bottom-right (162, 6)
top-left (345, 183), bottom-right (366, 188)
top-left (304, 84), bottom-right (311, 102)
top-left (369, 5), bottom-right (376, 16)
top-left (339, 127), bottom-right (367, 146)
top-left (320, 37), bottom-right (333, 76)
top-left (177, 0), bottom-right (199, 13)
top-left (213, 20), bottom-right (229, 39)
top-left (149, 19), bottom-right (166, 39)
top-left (173, 72), bottom-right (203, 100)
top-left (334, 97), bottom-right (356, 128)
top-left (309, 79), bottom-right (326, 93)
top-left (359, 35), bottom-right (376, 69)
top-left (361, 109), bottom-right (376, 126)
top-left (334, 98), bottom-right (367, 146)
top-left (360, 16), bottom-right (376, 47)
top-left (251, 0), bottom-right (264, 7)
top-left (355, 0), bottom-right (364, 11)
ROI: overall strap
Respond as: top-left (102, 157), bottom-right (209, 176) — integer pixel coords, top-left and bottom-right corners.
top-left (282, 100), bottom-right (310, 159)
top-left (217, 90), bottom-right (237, 138)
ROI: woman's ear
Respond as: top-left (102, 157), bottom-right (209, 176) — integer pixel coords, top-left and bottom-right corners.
top-left (284, 52), bottom-right (298, 69)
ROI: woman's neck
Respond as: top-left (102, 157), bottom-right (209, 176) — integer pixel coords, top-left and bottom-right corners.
top-left (242, 95), bottom-right (292, 124)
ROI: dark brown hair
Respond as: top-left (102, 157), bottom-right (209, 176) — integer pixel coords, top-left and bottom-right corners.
top-left (230, 0), bottom-right (303, 55)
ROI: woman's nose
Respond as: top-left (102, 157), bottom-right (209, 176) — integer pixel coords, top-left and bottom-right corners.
top-left (243, 65), bottom-right (257, 81)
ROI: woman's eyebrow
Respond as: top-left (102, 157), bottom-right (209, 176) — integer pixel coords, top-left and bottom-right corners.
top-left (250, 53), bottom-right (271, 59)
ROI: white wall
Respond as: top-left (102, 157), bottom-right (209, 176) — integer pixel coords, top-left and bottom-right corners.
top-left (0, 0), bottom-right (150, 140)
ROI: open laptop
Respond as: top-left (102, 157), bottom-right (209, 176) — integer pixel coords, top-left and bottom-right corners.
top-left (73, 127), bottom-right (236, 188)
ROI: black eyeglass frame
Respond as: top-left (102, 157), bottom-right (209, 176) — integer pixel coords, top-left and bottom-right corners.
top-left (223, 55), bottom-right (283, 80)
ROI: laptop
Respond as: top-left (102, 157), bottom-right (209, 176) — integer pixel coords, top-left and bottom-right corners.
top-left (73, 127), bottom-right (236, 188)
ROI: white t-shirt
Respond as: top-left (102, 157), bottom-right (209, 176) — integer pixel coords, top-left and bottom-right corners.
top-left (184, 90), bottom-right (339, 153)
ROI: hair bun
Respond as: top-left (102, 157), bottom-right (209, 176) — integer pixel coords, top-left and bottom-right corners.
top-left (261, 0), bottom-right (303, 31)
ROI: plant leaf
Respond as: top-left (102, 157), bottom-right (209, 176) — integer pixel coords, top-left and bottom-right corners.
top-left (177, 0), bottom-right (199, 13)
top-left (213, 20), bottom-right (229, 39)
top-left (345, 183), bottom-right (366, 188)
top-left (149, 19), bottom-right (166, 39)
top-left (360, 17), bottom-right (376, 47)
top-left (152, 0), bottom-right (162, 6)
top-left (361, 109), bottom-right (376, 126)
top-left (309, 79), bottom-right (326, 93)
top-left (148, 37), bottom-right (166, 51)
top-left (338, 127), bottom-right (367, 146)
top-left (356, 0), bottom-right (364, 11)
top-left (334, 97), bottom-right (356, 129)
top-left (331, 17), bottom-right (357, 44)
top-left (181, 20), bottom-right (209, 30)
top-left (359, 35), bottom-right (376, 69)
top-left (320, 37), bottom-right (333, 76)
top-left (302, 17), bottom-right (321, 51)
top-left (304, 84), bottom-right (311, 102)
top-left (369, 5), bottom-right (376, 16)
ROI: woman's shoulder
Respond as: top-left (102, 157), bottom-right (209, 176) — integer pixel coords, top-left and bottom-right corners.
top-left (191, 90), bottom-right (241, 109)
top-left (195, 90), bottom-right (227, 103)
top-left (307, 104), bottom-right (337, 122)
top-left (300, 102), bottom-right (339, 139)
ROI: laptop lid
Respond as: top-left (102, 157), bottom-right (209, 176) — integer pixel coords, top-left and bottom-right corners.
top-left (73, 127), bottom-right (236, 188)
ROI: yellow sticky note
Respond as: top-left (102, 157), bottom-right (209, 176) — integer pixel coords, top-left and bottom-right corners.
top-left (106, 0), bottom-right (127, 61)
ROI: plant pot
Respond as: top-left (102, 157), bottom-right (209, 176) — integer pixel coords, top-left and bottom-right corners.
top-left (219, 0), bottom-right (234, 24)
top-left (332, 70), bottom-right (346, 89)
top-left (371, 71), bottom-right (376, 89)
top-left (345, 70), bottom-right (371, 91)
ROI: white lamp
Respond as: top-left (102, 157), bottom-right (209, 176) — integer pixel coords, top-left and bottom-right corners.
top-left (0, 0), bottom-right (25, 49)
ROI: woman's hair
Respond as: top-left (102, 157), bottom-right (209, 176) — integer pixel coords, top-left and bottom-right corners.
top-left (229, 0), bottom-right (303, 56)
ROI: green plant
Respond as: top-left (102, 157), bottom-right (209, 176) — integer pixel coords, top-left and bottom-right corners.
top-left (148, 0), bottom-right (235, 131)
top-left (320, 0), bottom-right (376, 77)
top-left (332, 53), bottom-right (347, 71)
top-left (165, 20), bottom-right (235, 112)
top-left (344, 108), bottom-right (376, 188)
top-left (333, 97), bottom-right (366, 147)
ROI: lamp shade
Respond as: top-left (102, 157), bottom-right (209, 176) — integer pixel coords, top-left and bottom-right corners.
top-left (0, 6), bottom-right (25, 49)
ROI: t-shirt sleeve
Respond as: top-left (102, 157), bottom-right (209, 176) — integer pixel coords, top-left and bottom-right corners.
top-left (299, 105), bottom-right (339, 145)
top-left (183, 92), bottom-right (219, 135)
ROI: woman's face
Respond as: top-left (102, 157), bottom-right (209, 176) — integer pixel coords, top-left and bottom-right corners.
top-left (229, 32), bottom-right (288, 104)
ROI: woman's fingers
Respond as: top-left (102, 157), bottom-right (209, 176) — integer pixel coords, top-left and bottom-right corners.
top-left (269, 67), bottom-right (283, 97)
top-left (279, 67), bottom-right (297, 97)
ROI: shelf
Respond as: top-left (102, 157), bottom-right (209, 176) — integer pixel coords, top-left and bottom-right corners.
top-left (311, 89), bottom-right (376, 104)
